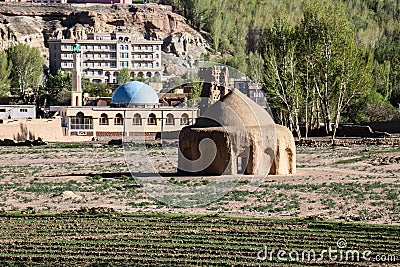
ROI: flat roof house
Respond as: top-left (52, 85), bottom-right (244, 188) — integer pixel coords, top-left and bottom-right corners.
top-left (0, 105), bottom-right (36, 121)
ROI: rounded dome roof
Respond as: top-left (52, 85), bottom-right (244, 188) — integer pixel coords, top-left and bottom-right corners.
top-left (111, 81), bottom-right (159, 105)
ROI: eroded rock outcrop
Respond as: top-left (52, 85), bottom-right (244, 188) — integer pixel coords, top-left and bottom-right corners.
top-left (0, 3), bottom-right (208, 62)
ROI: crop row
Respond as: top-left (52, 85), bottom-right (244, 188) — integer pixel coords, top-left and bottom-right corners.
top-left (0, 214), bottom-right (398, 266)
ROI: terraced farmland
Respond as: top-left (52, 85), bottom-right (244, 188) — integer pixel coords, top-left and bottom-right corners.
top-left (0, 213), bottom-right (398, 266)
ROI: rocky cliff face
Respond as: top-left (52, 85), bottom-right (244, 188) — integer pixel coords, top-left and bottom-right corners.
top-left (0, 3), bottom-right (208, 64)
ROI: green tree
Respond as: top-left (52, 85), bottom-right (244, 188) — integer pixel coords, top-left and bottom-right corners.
top-left (117, 68), bottom-right (131, 85)
top-left (45, 70), bottom-right (72, 106)
top-left (7, 44), bottom-right (44, 104)
top-left (0, 51), bottom-right (11, 97)
top-left (297, 0), bottom-right (354, 134)
top-left (82, 80), bottom-right (113, 97)
top-left (262, 15), bottom-right (302, 138)
top-left (331, 45), bottom-right (374, 138)
top-left (375, 28), bottom-right (400, 106)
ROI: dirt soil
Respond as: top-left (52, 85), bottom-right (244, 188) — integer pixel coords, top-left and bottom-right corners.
top-left (0, 138), bottom-right (399, 224)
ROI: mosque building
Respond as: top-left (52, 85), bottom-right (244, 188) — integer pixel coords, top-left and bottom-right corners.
top-left (50, 39), bottom-right (198, 141)
top-left (52, 81), bottom-right (198, 140)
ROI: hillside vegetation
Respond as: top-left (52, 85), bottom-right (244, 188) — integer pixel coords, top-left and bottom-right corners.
top-left (161, 0), bottom-right (400, 137)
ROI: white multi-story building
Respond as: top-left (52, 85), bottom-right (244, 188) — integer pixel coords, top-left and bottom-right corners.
top-left (48, 32), bottom-right (163, 84)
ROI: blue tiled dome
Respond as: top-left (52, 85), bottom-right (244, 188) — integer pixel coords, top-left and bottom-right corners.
top-left (111, 81), bottom-right (159, 105)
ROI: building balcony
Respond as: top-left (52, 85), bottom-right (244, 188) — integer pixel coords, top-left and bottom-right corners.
top-left (131, 57), bottom-right (156, 62)
top-left (132, 49), bottom-right (156, 53)
top-left (83, 57), bottom-right (117, 61)
top-left (131, 67), bottom-right (163, 71)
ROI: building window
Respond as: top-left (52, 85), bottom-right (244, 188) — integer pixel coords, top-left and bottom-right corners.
top-left (114, 113), bottom-right (124, 125)
top-left (0, 109), bottom-right (6, 112)
top-left (99, 113), bottom-right (109, 125)
top-left (120, 61), bottom-right (128, 68)
top-left (133, 113), bottom-right (142, 125)
top-left (166, 113), bottom-right (174, 125)
top-left (156, 62), bottom-right (159, 67)
top-left (20, 109), bottom-right (28, 112)
top-left (119, 52), bottom-right (128, 59)
top-left (70, 112), bottom-right (93, 130)
top-left (180, 113), bottom-right (189, 125)
top-left (147, 113), bottom-right (157, 125)
top-left (0, 119), bottom-right (3, 124)
top-left (156, 54), bottom-right (159, 59)
top-left (124, 44), bottom-right (129, 50)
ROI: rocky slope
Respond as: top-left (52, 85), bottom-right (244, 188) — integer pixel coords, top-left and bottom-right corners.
top-left (0, 3), bottom-right (208, 64)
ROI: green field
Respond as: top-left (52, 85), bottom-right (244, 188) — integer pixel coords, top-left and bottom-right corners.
top-left (0, 212), bottom-right (398, 266)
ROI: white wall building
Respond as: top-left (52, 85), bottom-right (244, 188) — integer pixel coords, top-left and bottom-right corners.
top-left (0, 105), bottom-right (36, 121)
top-left (48, 32), bottom-right (163, 84)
